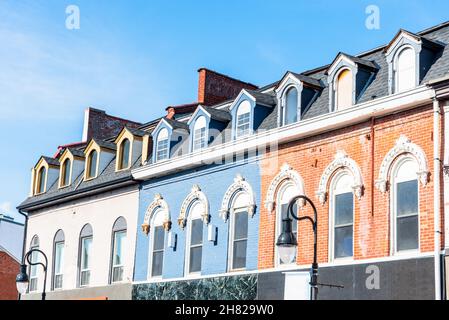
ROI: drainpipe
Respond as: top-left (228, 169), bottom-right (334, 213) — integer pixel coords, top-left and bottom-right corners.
top-left (434, 98), bottom-right (442, 300)
top-left (17, 209), bottom-right (28, 301)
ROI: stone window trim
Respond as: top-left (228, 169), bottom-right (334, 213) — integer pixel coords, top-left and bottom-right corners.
top-left (316, 151), bottom-right (364, 205)
top-left (219, 174), bottom-right (256, 222)
top-left (142, 194), bottom-right (171, 235)
top-left (178, 185), bottom-right (210, 229)
top-left (375, 135), bottom-right (429, 193)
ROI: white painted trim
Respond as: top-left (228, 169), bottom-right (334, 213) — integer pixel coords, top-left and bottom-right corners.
top-left (133, 86), bottom-right (434, 181)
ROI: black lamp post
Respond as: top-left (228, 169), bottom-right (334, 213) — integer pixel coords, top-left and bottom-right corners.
top-left (276, 195), bottom-right (319, 300)
top-left (16, 249), bottom-right (48, 301)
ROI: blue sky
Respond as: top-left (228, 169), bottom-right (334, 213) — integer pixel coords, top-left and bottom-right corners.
top-left (1, 0), bottom-right (449, 222)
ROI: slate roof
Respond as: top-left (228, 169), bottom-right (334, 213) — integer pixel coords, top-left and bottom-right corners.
top-left (19, 21), bottom-right (449, 212)
top-left (94, 139), bottom-right (117, 151)
top-left (42, 156), bottom-right (60, 167)
top-left (202, 106), bottom-right (232, 122)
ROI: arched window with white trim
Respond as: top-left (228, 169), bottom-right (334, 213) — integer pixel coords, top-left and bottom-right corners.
top-left (185, 201), bottom-right (204, 276)
top-left (193, 116), bottom-right (207, 151)
top-left (110, 217), bottom-right (127, 283)
top-left (391, 156), bottom-right (420, 253)
top-left (236, 100), bottom-right (251, 138)
top-left (276, 182), bottom-right (299, 266)
top-left (329, 172), bottom-right (354, 260)
top-left (155, 128), bottom-right (169, 162)
top-left (283, 87), bottom-right (298, 125)
top-left (29, 235), bottom-right (40, 292)
top-left (52, 230), bottom-right (65, 290)
top-left (228, 192), bottom-right (250, 271)
top-left (394, 47), bottom-right (416, 93)
top-left (149, 209), bottom-right (166, 278)
top-left (78, 224), bottom-right (93, 287)
top-left (335, 69), bottom-right (353, 110)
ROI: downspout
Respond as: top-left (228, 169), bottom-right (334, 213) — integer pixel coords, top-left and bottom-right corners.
top-left (433, 97), bottom-right (442, 300)
top-left (18, 209), bottom-right (28, 301)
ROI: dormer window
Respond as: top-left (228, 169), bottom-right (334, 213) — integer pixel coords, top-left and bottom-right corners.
top-left (192, 116), bottom-right (207, 151)
top-left (394, 47), bottom-right (416, 93)
top-left (86, 150), bottom-right (98, 179)
top-left (36, 167), bottom-right (47, 194)
top-left (118, 138), bottom-right (131, 170)
top-left (60, 159), bottom-right (71, 188)
top-left (335, 69), bottom-right (353, 110)
top-left (283, 87), bottom-right (298, 125)
top-left (236, 100), bottom-right (251, 138)
top-left (156, 128), bottom-right (169, 162)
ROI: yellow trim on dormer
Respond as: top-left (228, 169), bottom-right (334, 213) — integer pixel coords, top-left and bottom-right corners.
top-left (84, 141), bottom-right (102, 181)
top-left (58, 149), bottom-right (83, 189)
top-left (33, 157), bottom-right (58, 196)
top-left (114, 128), bottom-right (143, 172)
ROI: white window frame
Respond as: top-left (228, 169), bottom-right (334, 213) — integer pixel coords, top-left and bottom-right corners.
top-left (53, 241), bottom-right (64, 290)
top-left (390, 155), bottom-right (421, 255)
top-left (192, 116), bottom-right (207, 151)
top-left (393, 46), bottom-right (416, 94)
top-left (148, 209), bottom-right (165, 279)
top-left (328, 171), bottom-right (355, 262)
top-left (227, 200), bottom-right (249, 272)
top-left (155, 128), bottom-right (169, 162)
top-left (334, 68), bottom-right (353, 111)
top-left (235, 100), bottom-right (251, 139)
top-left (79, 236), bottom-right (92, 287)
top-left (29, 245), bottom-right (39, 292)
top-left (111, 230), bottom-right (126, 283)
top-left (184, 201), bottom-right (204, 277)
top-left (282, 86), bottom-right (299, 126)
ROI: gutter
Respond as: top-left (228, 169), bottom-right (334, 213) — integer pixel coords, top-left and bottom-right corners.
top-left (433, 97), bottom-right (442, 300)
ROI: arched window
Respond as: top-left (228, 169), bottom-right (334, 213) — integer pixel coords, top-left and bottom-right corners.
top-left (36, 167), bottom-right (47, 194)
top-left (329, 172), bottom-right (354, 260)
top-left (156, 128), bottom-right (169, 162)
top-left (392, 157), bottom-right (419, 253)
top-left (61, 159), bottom-right (71, 187)
top-left (283, 87), bottom-right (298, 125)
top-left (236, 100), bottom-right (251, 138)
top-left (276, 183), bottom-right (299, 266)
top-left (86, 150), bottom-right (98, 179)
top-left (110, 217), bottom-right (127, 283)
top-left (118, 139), bottom-right (131, 170)
top-left (335, 69), bottom-right (353, 110)
top-left (395, 47), bottom-right (416, 93)
top-left (228, 192), bottom-right (250, 271)
top-left (78, 224), bottom-right (93, 287)
top-left (185, 201), bottom-right (204, 275)
top-left (149, 209), bottom-right (166, 278)
top-left (52, 230), bottom-right (65, 290)
top-left (29, 235), bottom-right (40, 292)
top-left (193, 116), bottom-right (207, 151)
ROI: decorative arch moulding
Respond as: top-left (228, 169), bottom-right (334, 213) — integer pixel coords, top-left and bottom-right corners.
top-left (142, 193), bottom-right (171, 235)
top-left (178, 184), bottom-right (210, 229)
top-left (315, 150), bottom-right (364, 205)
top-left (375, 135), bottom-right (429, 193)
top-left (219, 174), bottom-right (257, 222)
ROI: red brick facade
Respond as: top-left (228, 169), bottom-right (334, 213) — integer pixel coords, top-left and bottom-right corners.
top-left (0, 251), bottom-right (19, 300)
top-left (258, 105), bottom-right (444, 269)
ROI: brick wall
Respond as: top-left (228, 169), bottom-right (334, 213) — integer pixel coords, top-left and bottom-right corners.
top-left (258, 105), bottom-right (443, 269)
top-left (0, 252), bottom-right (19, 300)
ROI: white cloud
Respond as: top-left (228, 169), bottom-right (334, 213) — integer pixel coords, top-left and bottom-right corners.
top-left (0, 201), bottom-right (12, 214)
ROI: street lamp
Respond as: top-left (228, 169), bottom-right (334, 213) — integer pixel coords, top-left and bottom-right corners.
top-left (16, 249), bottom-right (48, 301)
top-left (276, 195), bottom-right (319, 300)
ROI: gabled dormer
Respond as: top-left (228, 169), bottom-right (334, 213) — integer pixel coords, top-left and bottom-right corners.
top-left (275, 71), bottom-right (323, 126)
top-left (385, 29), bottom-right (444, 94)
top-left (187, 105), bottom-right (231, 152)
top-left (83, 139), bottom-right (116, 181)
top-left (229, 89), bottom-right (276, 140)
top-left (114, 127), bottom-right (147, 171)
top-left (58, 148), bottom-right (85, 188)
top-left (31, 156), bottom-right (60, 196)
top-left (326, 53), bottom-right (378, 112)
top-left (151, 118), bottom-right (190, 163)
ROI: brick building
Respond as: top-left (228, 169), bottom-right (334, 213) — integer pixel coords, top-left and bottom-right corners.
top-left (0, 246), bottom-right (20, 300)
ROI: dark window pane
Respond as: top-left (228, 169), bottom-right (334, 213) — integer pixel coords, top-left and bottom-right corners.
top-left (190, 219), bottom-right (203, 246)
top-left (397, 215), bottom-right (419, 251)
top-left (335, 193), bottom-right (353, 226)
top-left (120, 139), bottom-right (130, 169)
top-left (153, 226), bottom-right (165, 251)
top-left (152, 251), bottom-right (163, 277)
top-left (334, 226), bottom-right (353, 258)
top-left (232, 240), bottom-right (247, 269)
top-left (234, 212), bottom-right (248, 240)
top-left (189, 246), bottom-right (202, 273)
top-left (285, 88), bottom-right (298, 125)
top-left (397, 180), bottom-right (418, 217)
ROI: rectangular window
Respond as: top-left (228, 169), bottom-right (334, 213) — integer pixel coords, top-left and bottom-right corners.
top-left (29, 250), bottom-right (39, 292)
top-left (188, 219), bottom-right (203, 274)
top-left (151, 226), bottom-right (164, 277)
top-left (80, 237), bottom-right (92, 287)
top-left (156, 139), bottom-right (169, 162)
top-left (334, 192), bottom-right (354, 259)
top-left (112, 231), bottom-right (126, 283)
top-left (53, 242), bottom-right (64, 289)
top-left (396, 180), bottom-right (419, 251)
top-left (193, 128), bottom-right (207, 151)
top-left (236, 113), bottom-right (250, 137)
top-left (231, 210), bottom-right (248, 270)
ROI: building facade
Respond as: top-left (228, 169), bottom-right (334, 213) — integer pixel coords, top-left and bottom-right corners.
top-left (19, 21), bottom-right (449, 300)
